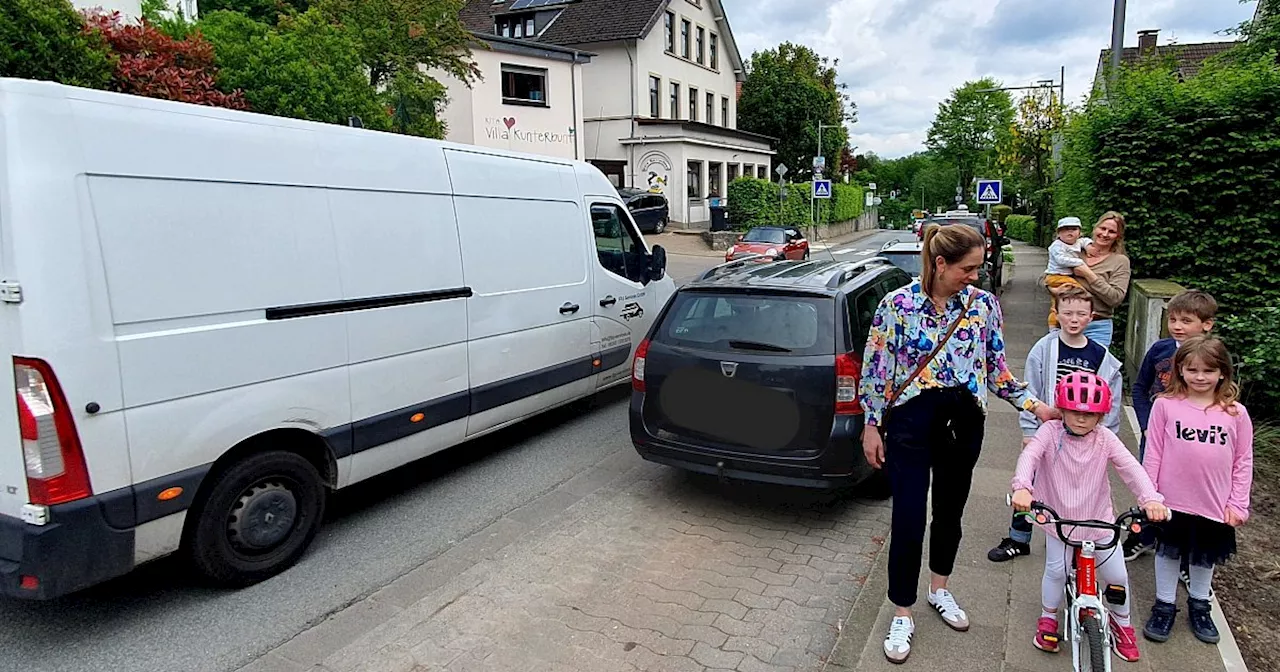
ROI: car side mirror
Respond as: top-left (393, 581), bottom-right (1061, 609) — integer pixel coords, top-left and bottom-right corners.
top-left (646, 244), bottom-right (667, 283)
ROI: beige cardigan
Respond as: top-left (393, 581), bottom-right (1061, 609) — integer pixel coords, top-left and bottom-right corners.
top-left (1041, 252), bottom-right (1131, 319)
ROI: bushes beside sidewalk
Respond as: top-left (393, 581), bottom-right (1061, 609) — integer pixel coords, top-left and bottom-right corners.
top-left (726, 177), bottom-right (864, 230)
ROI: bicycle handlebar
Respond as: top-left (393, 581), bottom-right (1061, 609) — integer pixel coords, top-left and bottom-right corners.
top-left (1004, 492), bottom-right (1157, 552)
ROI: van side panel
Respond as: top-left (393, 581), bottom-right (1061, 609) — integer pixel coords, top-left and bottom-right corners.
top-left (69, 100), bottom-right (353, 488)
top-left (327, 189), bottom-right (471, 484)
top-left (444, 150), bottom-right (594, 435)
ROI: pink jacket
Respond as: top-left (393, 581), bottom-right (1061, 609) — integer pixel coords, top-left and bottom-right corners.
top-left (1144, 396), bottom-right (1253, 523)
top-left (1013, 421), bottom-right (1163, 542)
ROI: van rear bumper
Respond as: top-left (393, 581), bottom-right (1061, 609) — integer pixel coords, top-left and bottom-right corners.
top-left (0, 496), bottom-right (135, 600)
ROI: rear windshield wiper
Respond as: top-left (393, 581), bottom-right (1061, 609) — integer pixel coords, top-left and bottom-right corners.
top-left (728, 340), bottom-right (792, 353)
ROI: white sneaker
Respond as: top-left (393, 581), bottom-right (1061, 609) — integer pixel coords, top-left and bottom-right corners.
top-left (883, 616), bottom-right (914, 664)
top-left (928, 588), bottom-right (970, 631)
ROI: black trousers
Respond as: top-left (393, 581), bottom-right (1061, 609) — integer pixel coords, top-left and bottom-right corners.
top-left (883, 387), bottom-right (985, 608)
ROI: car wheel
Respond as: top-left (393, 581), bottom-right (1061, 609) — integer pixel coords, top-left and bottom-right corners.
top-left (803, 249), bottom-right (810, 260)
top-left (654, 217), bottom-right (666, 234)
top-left (186, 450), bottom-right (326, 588)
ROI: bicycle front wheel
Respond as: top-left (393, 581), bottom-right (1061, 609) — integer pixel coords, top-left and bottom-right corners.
top-left (1081, 612), bottom-right (1107, 671)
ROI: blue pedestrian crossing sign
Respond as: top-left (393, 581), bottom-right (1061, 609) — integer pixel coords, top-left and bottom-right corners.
top-left (813, 180), bottom-right (832, 199)
top-left (975, 179), bottom-right (1002, 204)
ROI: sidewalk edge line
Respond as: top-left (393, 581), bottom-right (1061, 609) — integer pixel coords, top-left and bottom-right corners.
top-left (1123, 403), bottom-right (1250, 672)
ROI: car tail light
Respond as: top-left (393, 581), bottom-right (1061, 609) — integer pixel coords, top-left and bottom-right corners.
top-left (14, 357), bottom-right (91, 506)
top-left (632, 338), bottom-right (650, 392)
top-left (835, 352), bottom-right (862, 415)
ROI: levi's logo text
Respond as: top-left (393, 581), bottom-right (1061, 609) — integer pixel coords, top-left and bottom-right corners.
top-left (1175, 420), bottom-right (1230, 445)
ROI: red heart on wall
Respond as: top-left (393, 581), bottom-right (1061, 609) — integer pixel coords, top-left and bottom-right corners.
top-left (503, 117), bottom-right (516, 129)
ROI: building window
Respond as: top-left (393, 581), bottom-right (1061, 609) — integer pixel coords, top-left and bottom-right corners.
top-left (501, 65), bottom-right (548, 106)
top-left (496, 13), bottom-right (536, 38)
top-left (710, 33), bottom-right (719, 70)
top-left (758, 166), bottom-right (767, 179)
top-left (648, 76), bottom-right (660, 117)
top-left (664, 12), bottom-right (674, 53)
top-left (687, 160), bottom-right (703, 199)
top-left (696, 27), bottom-right (705, 64)
top-left (744, 164), bottom-right (753, 178)
top-left (706, 92), bottom-right (714, 125)
top-left (670, 82), bottom-right (680, 119)
top-left (729, 164), bottom-right (739, 181)
top-left (688, 87), bottom-right (698, 121)
top-left (708, 162), bottom-right (723, 197)
top-left (721, 96), bottom-right (729, 127)
top-left (681, 19), bottom-right (690, 58)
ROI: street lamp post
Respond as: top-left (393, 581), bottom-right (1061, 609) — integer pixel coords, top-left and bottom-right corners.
top-left (813, 121), bottom-right (842, 232)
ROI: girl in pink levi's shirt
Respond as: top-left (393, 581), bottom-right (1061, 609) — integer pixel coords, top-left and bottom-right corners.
top-left (1141, 337), bottom-right (1253, 646)
top-left (1011, 372), bottom-right (1168, 661)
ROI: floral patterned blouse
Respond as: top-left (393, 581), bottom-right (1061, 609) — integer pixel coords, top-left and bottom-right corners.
top-left (857, 281), bottom-right (1039, 426)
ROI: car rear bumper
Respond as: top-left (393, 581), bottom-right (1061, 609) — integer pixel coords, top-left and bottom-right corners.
top-left (629, 392), bottom-right (871, 489)
top-left (0, 497), bottom-right (135, 600)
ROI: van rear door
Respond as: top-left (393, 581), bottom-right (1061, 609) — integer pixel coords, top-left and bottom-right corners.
top-left (0, 104), bottom-right (29, 519)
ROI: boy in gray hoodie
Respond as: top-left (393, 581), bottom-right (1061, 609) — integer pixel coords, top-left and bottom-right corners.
top-left (988, 285), bottom-right (1124, 562)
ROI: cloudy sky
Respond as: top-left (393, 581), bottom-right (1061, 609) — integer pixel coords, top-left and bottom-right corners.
top-left (723, 0), bottom-right (1259, 158)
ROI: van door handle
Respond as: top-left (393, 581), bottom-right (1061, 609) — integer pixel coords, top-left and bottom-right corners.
top-left (559, 302), bottom-right (580, 314)
top-left (599, 295), bottom-right (616, 307)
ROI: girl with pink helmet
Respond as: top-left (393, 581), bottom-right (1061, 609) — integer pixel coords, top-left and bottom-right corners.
top-left (1010, 371), bottom-right (1171, 662)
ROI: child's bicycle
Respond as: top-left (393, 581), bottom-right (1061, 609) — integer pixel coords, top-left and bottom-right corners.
top-left (1005, 494), bottom-right (1158, 671)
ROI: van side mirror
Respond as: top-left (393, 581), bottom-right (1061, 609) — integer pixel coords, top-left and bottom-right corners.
top-left (647, 245), bottom-right (667, 283)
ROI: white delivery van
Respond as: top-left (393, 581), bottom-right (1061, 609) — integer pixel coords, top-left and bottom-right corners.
top-left (0, 78), bottom-right (674, 599)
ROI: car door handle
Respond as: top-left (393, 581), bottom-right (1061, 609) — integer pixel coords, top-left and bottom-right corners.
top-left (599, 295), bottom-right (616, 307)
top-left (559, 302), bottom-right (580, 314)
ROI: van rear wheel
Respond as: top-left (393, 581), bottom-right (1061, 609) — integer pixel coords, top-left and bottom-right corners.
top-left (187, 451), bottom-right (325, 588)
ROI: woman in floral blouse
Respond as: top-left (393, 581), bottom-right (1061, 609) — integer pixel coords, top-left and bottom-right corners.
top-left (858, 223), bottom-right (1059, 664)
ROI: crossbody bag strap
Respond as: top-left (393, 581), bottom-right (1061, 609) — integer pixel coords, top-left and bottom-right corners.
top-left (887, 291), bottom-right (978, 403)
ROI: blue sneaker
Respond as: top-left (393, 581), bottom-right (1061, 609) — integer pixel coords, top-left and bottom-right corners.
top-left (1143, 600), bottom-right (1177, 643)
top-left (1187, 598), bottom-right (1220, 644)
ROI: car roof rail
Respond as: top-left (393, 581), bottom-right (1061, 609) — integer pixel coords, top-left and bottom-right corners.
top-left (826, 257), bottom-right (891, 289)
top-left (694, 254), bottom-right (774, 281)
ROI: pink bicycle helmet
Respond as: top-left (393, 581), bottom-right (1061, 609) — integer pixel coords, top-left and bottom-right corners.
top-left (1055, 371), bottom-right (1112, 413)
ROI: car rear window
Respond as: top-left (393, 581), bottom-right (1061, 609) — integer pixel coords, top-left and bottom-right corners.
top-left (657, 291), bottom-right (835, 356)
top-left (880, 251), bottom-right (922, 276)
top-left (929, 218), bottom-right (985, 235)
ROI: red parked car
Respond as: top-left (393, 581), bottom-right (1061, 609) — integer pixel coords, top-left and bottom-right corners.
top-left (725, 226), bottom-right (810, 262)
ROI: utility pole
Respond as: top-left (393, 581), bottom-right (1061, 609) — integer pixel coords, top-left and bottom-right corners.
top-left (1109, 0), bottom-right (1127, 92)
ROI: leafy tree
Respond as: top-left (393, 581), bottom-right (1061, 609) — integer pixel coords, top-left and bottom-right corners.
top-left (1222, 0), bottom-right (1280, 63)
top-left (925, 78), bottom-right (1014, 198)
top-left (737, 42), bottom-right (856, 181)
top-left (999, 87), bottom-right (1065, 233)
top-left (198, 8), bottom-right (388, 129)
top-left (82, 9), bottom-right (247, 109)
top-left (311, 0), bottom-right (477, 138)
top-left (0, 0), bottom-right (113, 89)
top-left (199, 0), bottom-right (310, 25)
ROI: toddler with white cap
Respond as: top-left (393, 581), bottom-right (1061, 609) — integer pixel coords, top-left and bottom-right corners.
top-left (1044, 216), bottom-right (1093, 328)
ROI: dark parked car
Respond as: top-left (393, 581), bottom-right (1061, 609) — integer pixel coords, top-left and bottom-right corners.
top-left (617, 188), bottom-right (670, 234)
top-left (628, 255), bottom-right (912, 491)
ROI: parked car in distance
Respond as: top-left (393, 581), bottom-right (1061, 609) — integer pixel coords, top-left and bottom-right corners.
top-left (878, 240), bottom-right (923, 281)
top-left (629, 255), bottom-right (913, 492)
top-left (617, 188), bottom-right (670, 234)
top-left (725, 226), bottom-right (809, 262)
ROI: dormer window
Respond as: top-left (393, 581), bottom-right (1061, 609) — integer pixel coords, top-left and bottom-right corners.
top-left (496, 13), bottom-right (537, 38)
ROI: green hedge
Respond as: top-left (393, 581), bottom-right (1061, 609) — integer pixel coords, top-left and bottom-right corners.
top-left (991, 204), bottom-right (1013, 225)
top-left (1055, 54), bottom-right (1280, 416)
top-left (726, 177), bottom-right (864, 230)
top-left (1005, 215), bottom-right (1037, 243)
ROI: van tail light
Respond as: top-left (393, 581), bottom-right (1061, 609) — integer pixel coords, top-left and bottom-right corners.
top-left (835, 353), bottom-right (863, 415)
top-left (632, 338), bottom-right (650, 392)
top-left (14, 357), bottom-right (91, 506)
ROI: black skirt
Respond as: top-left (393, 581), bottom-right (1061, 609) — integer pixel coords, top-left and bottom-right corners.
top-left (1152, 511), bottom-right (1237, 568)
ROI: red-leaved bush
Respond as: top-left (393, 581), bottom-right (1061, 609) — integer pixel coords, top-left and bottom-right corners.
top-left (81, 10), bottom-right (247, 110)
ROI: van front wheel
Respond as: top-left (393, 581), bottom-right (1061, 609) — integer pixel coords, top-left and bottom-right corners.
top-left (187, 451), bottom-right (326, 588)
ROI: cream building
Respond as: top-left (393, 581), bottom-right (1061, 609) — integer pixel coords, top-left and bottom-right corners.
top-left (461, 0), bottom-right (775, 229)
top-left (431, 33), bottom-right (592, 161)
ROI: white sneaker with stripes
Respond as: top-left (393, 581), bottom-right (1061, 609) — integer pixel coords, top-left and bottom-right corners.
top-left (928, 588), bottom-right (971, 631)
top-left (883, 616), bottom-right (914, 664)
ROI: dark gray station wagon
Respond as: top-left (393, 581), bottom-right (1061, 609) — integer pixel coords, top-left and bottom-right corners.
top-left (629, 255), bottom-right (912, 490)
